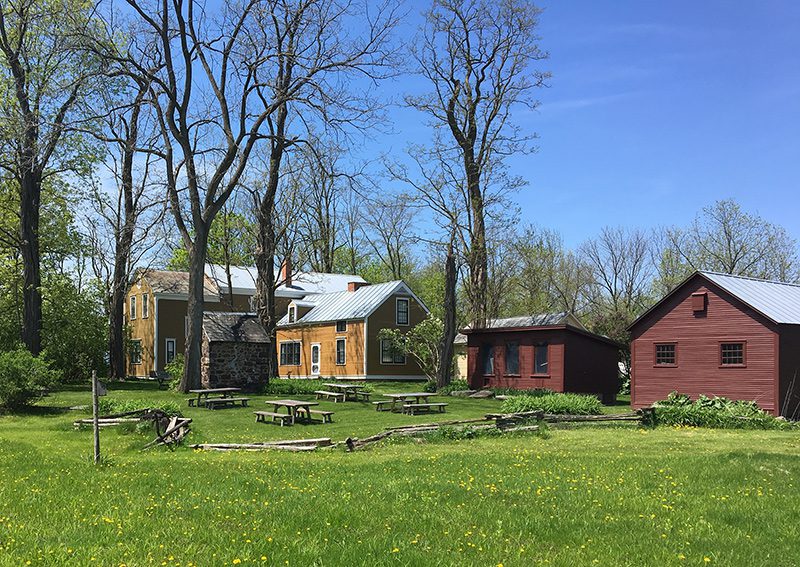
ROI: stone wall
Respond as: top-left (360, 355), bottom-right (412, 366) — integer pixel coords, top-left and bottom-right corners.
top-left (201, 336), bottom-right (270, 390)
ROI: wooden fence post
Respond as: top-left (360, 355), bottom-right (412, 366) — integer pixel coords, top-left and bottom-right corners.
top-left (92, 370), bottom-right (100, 464)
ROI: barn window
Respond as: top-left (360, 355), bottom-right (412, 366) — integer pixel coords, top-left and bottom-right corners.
top-left (534, 344), bottom-right (549, 375)
top-left (129, 339), bottom-right (142, 365)
top-left (280, 342), bottom-right (301, 366)
top-left (720, 342), bottom-right (745, 366)
top-left (655, 343), bottom-right (676, 366)
top-left (480, 344), bottom-right (494, 375)
top-left (380, 339), bottom-right (406, 364)
top-left (336, 338), bottom-right (346, 365)
top-left (505, 342), bottom-right (519, 375)
top-left (336, 320), bottom-right (347, 332)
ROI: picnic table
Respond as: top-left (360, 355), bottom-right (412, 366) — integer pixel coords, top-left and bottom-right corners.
top-left (262, 399), bottom-right (320, 425)
top-left (188, 387), bottom-right (242, 408)
top-left (380, 392), bottom-right (437, 412)
top-left (322, 383), bottom-right (370, 401)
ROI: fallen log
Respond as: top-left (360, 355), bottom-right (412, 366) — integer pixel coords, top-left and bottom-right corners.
top-left (191, 443), bottom-right (318, 452)
top-left (384, 417), bottom-right (493, 431)
top-left (543, 413), bottom-right (641, 423)
top-left (191, 438), bottom-right (332, 450)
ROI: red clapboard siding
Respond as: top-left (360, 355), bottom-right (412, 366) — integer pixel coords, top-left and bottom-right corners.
top-left (631, 278), bottom-right (778, 413)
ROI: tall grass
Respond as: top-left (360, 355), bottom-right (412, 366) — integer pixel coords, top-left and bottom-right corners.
top-left (654, 392), bottom-right (795, 429)
top-left (501, 392), bottom-right (603, 415)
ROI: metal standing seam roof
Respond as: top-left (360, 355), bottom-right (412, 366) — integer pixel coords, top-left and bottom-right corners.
top-left (204, 263), bottom-right (365, 297)
top-left (700, 271), bottom-right (800, 325)
top-left (463, 312), bottom-right (587, 331)
top-left (277, 281), bottom-right (420, 327)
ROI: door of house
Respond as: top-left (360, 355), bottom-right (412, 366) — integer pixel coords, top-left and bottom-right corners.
top-left (311, 343), bottom-right (321, 376)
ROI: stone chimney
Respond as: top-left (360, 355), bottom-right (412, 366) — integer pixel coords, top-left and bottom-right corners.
top-left (347, 281), bottom-right (369, 292)
top-left (280, 258), bottom-right (292, 287)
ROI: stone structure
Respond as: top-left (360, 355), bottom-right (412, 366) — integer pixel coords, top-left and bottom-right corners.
top-left (201, 312), bottom-right (270, 390)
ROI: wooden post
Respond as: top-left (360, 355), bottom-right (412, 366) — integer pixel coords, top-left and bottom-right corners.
top-left (91, 370), bottom-right (100, 464)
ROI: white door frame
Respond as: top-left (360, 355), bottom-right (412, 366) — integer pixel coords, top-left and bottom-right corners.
top-left (310, 343), bottom-right (321, 376)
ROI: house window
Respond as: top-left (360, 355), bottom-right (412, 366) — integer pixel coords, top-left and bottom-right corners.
top-left (142, 293), bottom-right (149, 318)
top-left (130, 295), bottom-right (137, 320)
top-left (336, 320), bottom-right (347, 332)
top-left (480, 344), bottom-right (494, 375)
top-left (380, 339), bottom-right (406, 364)
top-left (165, 338), bottom-right (176, 364)
top-left (288, 306), bottom-right (296, 323)
top-left (396, 298), bottom-right (409, 325)
top-left (505, 342), bottom-right (519, 375)
top-left (655, 343), bottom-right (676, 366)
top-left (720, 342), bottom-right (745, 366)
top-left (336, 338), bottom-right (346, 365)
top-left (280, 342), bottom-right (301, 366)
top-left (534, 344), bottom-right (549, 375)
top-left (130, 339), bottom-right (142, 365)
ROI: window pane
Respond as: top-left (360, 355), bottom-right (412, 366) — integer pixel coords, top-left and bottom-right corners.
top-left (534, 344), bottom-right (548, 374)
top-left (396, 299), bottom-right (409, 325)
top-left (130, 296), bottom-right (136, 319)
top-left (381, 340), bottom-right (393, 363)
top-left (481, 344), bottom-right (494, 375)
top-left (721, 343), bottom-right (744, 365)
top-left (142, 294), bottom-right (149, 318)
top-left (655, 344), bottom-right (676, 365)
top-left (336, 339), bottom-right (346, 364)
top-left (336, 320), bottom-right (347, 332)
top-left (505, 342), bottom-right (519, 375)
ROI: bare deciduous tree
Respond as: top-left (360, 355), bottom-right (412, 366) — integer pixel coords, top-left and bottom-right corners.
top-left (408, 0), bottom-right (549, 327)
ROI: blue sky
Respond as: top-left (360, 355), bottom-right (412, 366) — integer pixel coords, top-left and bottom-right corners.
top-left (375, 0), bottom-right (800, 248)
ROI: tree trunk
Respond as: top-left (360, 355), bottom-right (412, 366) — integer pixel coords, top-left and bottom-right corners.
top-left (437, 238), bottom-right (458, 388)
top-left (180, 227), bottom-right (209, 392)
top-left (465, 161), bottom-right (488, 329)
top-left (19, 167), bottom-right (42, 356)
top-left (108, 237), bottom-right (131, 380)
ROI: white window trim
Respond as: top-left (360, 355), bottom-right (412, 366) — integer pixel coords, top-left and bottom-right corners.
top-left (379, 338), bottom-right (406, 365)
top-left (130, 295), bottom-right (137, 320)
top-left (279, 340), bottom-right (302, 366)
top-left (165, 338), bottom-right (177, 364)
top-left (335, 337), bottom-right (347, 366)
top-left (395, 297), bottom-right (410, 326)
top-left (142, 293), bottom-right (149, 319)
top-left (310, 342), bottom-right (321, 376)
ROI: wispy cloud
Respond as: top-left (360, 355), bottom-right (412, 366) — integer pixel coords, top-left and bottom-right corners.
top-left (540, 91), bottom-right (640, 113)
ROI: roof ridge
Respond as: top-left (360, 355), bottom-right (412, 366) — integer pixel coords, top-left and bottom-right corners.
top-left (701, 270), bottom-right (800, 289)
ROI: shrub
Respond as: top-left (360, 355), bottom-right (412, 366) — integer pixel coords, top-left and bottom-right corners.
top-left (652, 392), bottom-right (792, 430)
top-left (97, 398), bottom-right (182, 417)
top-left (490, 387), bottom-right (553, 397)
top-left (439, 380), bottom-right (469, 395)
top-left (261, 379), bottom-right (325, 396)
top-left (501, 392), bottom-right (603, 415)
top-left (0, 349), bottom-right (61, 409)
top-left (423, 379), bottom-right (437, 393)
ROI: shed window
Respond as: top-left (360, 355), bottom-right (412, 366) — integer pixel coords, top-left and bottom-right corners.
top-left (720, 342), bottom-right (745, 366)
top-left (336, 320), bottom-right (347, 332)
top-left (505, 342), bottom-right (519, 375)
top-left (396, 298), bottom-right (409, 325)
top-left (655, 343), bottom-right (676, 366)
top-left (142, 293), bottom-right (149, 318)
top-left (380, 339), bottom-right (406, 364)
top-left (480, 344), bottom-right (494, 375)
top-left (280, 342), bottom-right (301, 366)
top-left (534, 344), bottom-right (549, 375)
top-left (336, 338), bottom-right (346, 365)
top-left (130, 295), bottom-right (137, 320)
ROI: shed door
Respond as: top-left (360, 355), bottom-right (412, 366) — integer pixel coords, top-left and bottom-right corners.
top-left (311, 343), bottom-right (321, 376)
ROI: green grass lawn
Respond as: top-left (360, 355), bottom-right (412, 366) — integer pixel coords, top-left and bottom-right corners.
top-left (0, 382), bottom-right (798, 566)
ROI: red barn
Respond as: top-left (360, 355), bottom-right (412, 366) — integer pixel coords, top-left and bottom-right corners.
top-left (463, 313), bottom-right (620, 403)
top-left (629, 271), bottom-right (800, 417)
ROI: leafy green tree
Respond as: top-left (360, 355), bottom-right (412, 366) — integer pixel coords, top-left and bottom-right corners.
top-left (379, 316), bottom-right (446, 383)
top-left (0, 348), bottom-right (61, 409)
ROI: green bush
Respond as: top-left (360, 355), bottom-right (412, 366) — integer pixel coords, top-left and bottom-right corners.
top-left (97, 398), bottom-right (182, 417)
top-left (439, 380), bottom-right (469, 395)
top-left (501, 392), bottom-right (603, 415)
top-left (261, 379), bottom-right (325, 396)
top-left (653, 392), bottom-right (792, 430)
top-left (0, 348), bottom-right (61, 409)
top-left (423, 379), bottom-right (437, 393)
top-left (490, 387), bottom-right (553, 397)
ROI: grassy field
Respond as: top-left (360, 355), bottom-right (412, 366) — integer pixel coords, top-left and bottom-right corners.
top-left (0, 382), bottom-right (798, 566)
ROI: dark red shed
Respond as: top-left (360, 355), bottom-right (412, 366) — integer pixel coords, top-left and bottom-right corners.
top-left (463, 313), bottom-right (620, 403)
top-left (629, 271), bottom-right (800, 417)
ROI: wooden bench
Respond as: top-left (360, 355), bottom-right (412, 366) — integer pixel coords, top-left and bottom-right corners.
top-left (254, 411), bottom-right (293, 426)
top-left (314, 390), bottom-right (345, 403)
top-left (372, 400), bottom-right (393, 412)
top-left (205, 397), bottom-right (250, 409)
top-left (402, 402), bottom-right (448, 416)
top-left (296, 408), bottom-right (335, 423)
top-left (354, 390), bottom-right (371, 401)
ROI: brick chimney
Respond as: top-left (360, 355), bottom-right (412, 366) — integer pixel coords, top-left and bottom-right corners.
top-left (347, 281), bottom-right (369, 292)
top-left (280, 258), bottom-right (292, 287)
